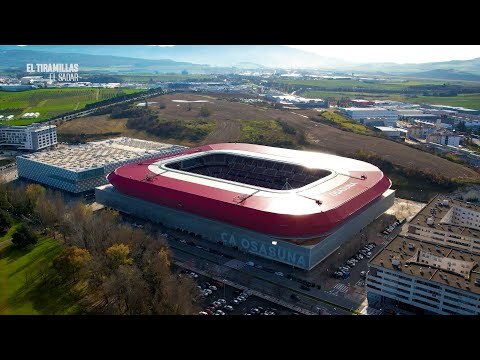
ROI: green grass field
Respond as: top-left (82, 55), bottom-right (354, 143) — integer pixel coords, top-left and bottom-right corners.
top-left (240, 119), bottom-right (298, 148)
top-left (300, 90), bottom-right (480, 110)
top-left (319, 111), bottom-right (373, 135)
top-left (0, 222), bottom-right (20, 245)
top-left (0, 88), bottom-right (143, 125)
top-left (280, 78), bottom-right (444, 91)
top-left (118, 74), bottom-right (216, 82)
top-left (0, 236), bottom-right (79, 315)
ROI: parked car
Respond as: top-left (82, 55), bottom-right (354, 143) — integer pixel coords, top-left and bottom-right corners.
top-left (209, 286), bottom-right (217, 291)
top-left (215, 310), bottom-right (226, 315)
top-left (274, 271), bottom-right (284, 277)
top-left (360, 271), bottom-right (367, 278)
top-left (246, 261), bottom-right (255, 266)
top-left (217, 299), bottom-right (227, 305)
top-left (224, 305), bottom-right (234, 312)
top-left (199, 311), bottom-right (208, 315)
top-left (232, 299), bottom-right (240, 305)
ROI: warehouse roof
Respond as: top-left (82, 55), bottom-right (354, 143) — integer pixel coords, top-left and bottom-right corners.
top-left (19, 137), bottom-right (186, 172)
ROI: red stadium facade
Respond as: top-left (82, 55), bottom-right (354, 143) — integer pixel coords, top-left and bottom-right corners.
top-left (97, 143), bottom-right (395, 269)
top-left (108, 144), bottom-right (391, 239)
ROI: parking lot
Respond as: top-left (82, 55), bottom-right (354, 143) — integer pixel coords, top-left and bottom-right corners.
top-left (119, 208), bottom-right (413, 314)
top-left (173, 266), bottom-right (296, 315)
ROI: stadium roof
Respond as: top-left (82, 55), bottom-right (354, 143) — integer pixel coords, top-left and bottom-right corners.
top-left (108, 143), bottom-right (391, 238)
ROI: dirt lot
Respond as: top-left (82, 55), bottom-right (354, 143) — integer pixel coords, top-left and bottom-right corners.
top-left (57, 92), bottom-right (480, 182)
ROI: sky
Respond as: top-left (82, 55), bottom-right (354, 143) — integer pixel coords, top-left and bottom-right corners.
top-left (287, 45), bottom-right (480, 64)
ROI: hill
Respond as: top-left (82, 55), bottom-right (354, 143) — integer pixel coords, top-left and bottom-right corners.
top-left (0, 45), bottom-right (349, 69)
top-left (57, 93), bottom-right (480, 185)
top-left (0, 49), bottom-right (218, 74)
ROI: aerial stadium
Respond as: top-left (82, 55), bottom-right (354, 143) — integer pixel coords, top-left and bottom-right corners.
top-left (95, 143), bottom-right (395, 270)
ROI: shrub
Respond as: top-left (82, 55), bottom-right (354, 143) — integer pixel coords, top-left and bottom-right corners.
top-left (11, 224), bottom-right (37, 249)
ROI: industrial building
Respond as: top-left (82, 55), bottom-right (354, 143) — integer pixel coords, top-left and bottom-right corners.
top-left (17, 137), bottom-right (187, 193)
top-left (350, 99), bottom-right (375, 107)
top-left (267, 94), bottom-right (328, 108)
top-left (374, 126), bottom-right (407, 140)
top-left (0, 124), bottom-right (57, 150)
top-left (406, 195), bottom-right (480, 255)
top-left (339, 107), bottom-right (399, 126)
top-left (96, 143), bottom-right (395, 270)
top-left (366, 235), bottom-right (480, 315)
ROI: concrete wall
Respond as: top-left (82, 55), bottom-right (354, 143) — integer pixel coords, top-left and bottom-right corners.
top-left (96, 184), bottom-right (395, 270)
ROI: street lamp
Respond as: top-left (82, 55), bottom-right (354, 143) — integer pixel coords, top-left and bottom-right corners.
top-left (271, 241), bottom-right (277, 265)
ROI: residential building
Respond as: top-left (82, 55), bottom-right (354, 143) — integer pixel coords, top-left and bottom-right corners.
top-left (406, 195), bottom-right (480, 254)
top-left (407, 125), bottom-right (435, 139)
top-left (0, 124), bottom-right (57, 150)
top-left (367, 235), bottom-right (480, 315)
top-left (427, 130), bottom-right (461, 146)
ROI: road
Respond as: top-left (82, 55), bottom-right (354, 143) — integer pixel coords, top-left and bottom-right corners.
top-left (124, 215), bottom-right (354, 315)
top-left (171, 243), bottom-right (350, 315)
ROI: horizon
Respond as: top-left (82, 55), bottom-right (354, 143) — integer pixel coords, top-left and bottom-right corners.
top-left (12, 45), bottom-right (480, 65)
top-left (286, 45), bottom-right (480, 64)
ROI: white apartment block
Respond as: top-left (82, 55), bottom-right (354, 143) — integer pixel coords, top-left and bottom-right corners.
top-left (407, 195), bottom-right (480, 254)
top-left (427, 132), bottom-right (461, 147)
top-left (367, 236), bottom-right (480, 315)
top-left (0, 124), bottom-right (57, 151)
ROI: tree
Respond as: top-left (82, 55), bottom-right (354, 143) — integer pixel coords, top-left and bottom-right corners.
top-left (199, 105), bottom-right (211, 117)
top-left (11, 224), bottom-right (37, 249)
top-left (34, 192), bottom-right (61, 235)
top-left (53, 246), bottom-right (92, 282)
top-left (0, 209), bottom-right (12, 233)
top-left (25, 184), bottom-right (46, 210)
top-left (102, 265), bottom-right (150, 315)
top-left (106, 243), bottom-right (133, 269)
top-left (456, 121), bottom-right (467, 132)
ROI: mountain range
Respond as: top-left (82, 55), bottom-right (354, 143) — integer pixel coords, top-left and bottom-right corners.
top-left (1, 45), bottom-right (480, 80)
